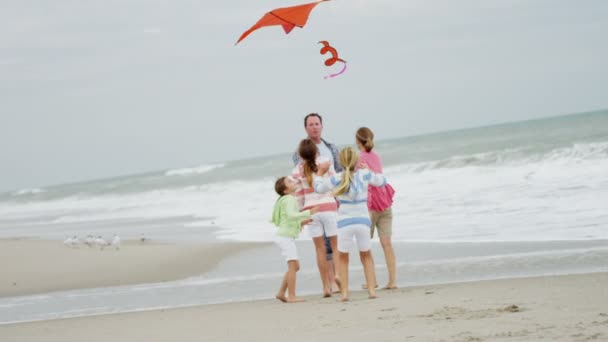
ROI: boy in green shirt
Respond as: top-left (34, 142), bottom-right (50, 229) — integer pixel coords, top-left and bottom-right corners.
top-left (272, 176), bottom-right (319, 303)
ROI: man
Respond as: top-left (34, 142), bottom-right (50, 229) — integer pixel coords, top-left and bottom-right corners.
top-left (292, 113), bottom-right (342, 173)
top-left (292, 113), bottom-right (342, 294)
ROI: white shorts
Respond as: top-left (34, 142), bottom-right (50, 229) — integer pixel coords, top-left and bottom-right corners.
top-left (337, 224), bottom-right (372, 253)
top-left (274, 236), bottom-right (298, 261)
top-left (306, 211), bottom-right (338, 238)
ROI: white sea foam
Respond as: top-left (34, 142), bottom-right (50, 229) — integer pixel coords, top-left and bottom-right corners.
top-left (389, 141), bottom-right (608, 174)
top-left (11, 188), bottom-right (46, 196)
top-left (0, 142), bottom-right (606, 243)
top-left (164, 164), bottom-right (224, 176)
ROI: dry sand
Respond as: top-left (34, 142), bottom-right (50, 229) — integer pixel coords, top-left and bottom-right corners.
top-left (0, 238), bottom-right (266, 297)
top-left (2, 272), bottom-right (607, 341)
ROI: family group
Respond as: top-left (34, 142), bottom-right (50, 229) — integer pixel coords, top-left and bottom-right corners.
top-left (271, 113), bottom-right (396, 302)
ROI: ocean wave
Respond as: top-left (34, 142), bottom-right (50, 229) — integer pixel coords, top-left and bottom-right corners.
top-left (387, 141), bottom-right (608, 174)
top-left (544, 141), bottom-right (608, 162)
top-left (11, 188), bottom-right (46, 196)
top-left (165, 164), bottom-right (224, 177)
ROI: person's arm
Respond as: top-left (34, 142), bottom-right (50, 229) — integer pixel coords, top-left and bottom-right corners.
top-left (291, 167), bottom-right (305, 209)
top-left (364, 169), bottom-right (387, 187)
top-left (284, 197), bottom-right (313, 223)
top-left (327, 159), bottom-right (336, 176)
top-left (316, 159), bottom-right (331, 176)
top-left (314, 173), bottom-right (341, 194)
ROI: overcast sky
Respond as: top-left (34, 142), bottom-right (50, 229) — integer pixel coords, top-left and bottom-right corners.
top-left (1, 0), bottom-right (607, 191)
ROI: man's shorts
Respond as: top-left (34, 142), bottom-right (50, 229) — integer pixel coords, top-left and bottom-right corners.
top-left (274, 236), bottom-right (298, 261)
top-left (370, 207), bottom-right (393, 238)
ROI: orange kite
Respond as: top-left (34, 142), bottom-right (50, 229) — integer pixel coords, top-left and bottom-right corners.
top-left (235, 0), bottom-right (329, 45)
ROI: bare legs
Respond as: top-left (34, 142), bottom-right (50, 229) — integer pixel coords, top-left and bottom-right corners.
top-left (338, 252), bottom-right (349, 301)
top-left (327, 235), bottom-right (340, 293)
top-left (338, 250), bottom-right (377, 301)
top-left (312, 236), bottom-right (332, 297)
top-left (379, 236), bottom-right (397, 289)
top-left (276, 260), bottom-right (304, 303)
top-left (327, 261), bottom-right (340, 293)
top-left (312, 235), bottom-right (339, 297)
top-left (360, 250), bottom-right (378, 299)
top-left (367, 208), bottom-right (398, 290)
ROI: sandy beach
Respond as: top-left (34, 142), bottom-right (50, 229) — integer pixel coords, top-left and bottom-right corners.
top-left (1, 238), bottom-right (607, 341)
top-left (0, 238), bottom-right (266, 297)
top-left (1, 271), bottom-right (606, 341)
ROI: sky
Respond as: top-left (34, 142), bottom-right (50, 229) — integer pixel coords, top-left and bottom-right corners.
top-left (1, 0), bottom-right (607, 192)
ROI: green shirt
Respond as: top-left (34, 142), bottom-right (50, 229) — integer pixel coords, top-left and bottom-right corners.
top-left (271, 195), bottom-right (312, 238)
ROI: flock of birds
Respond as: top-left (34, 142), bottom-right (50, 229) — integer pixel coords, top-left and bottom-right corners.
top-left (63, 234), bottom-right (149, 250)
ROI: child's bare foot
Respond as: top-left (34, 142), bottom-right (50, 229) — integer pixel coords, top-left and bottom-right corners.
top-left (340, 296), bottom-right (350, 302)
top-left (368, 294), bottom-right (378, 299)
top-left (286, 297), bottom-right (305, 303)
top-left (383, 284), bottom-right (398, 290)
top-left (275, 294), bottom-right (287, 303)
top-left (361, 283), bottom-right (378, 290)
top-left (332, 278), bottom-right (341, 293)
top-left (323, 291), bottom-right (332, 298)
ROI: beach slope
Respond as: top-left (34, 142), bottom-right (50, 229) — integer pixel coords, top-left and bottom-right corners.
top-left (2, 272), bottom-right (607, 341)
top-left (0, 238), bottom-right (265, 297)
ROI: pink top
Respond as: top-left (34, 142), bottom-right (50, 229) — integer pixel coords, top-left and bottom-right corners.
top-left (359, 150), bottom-right (395, 212)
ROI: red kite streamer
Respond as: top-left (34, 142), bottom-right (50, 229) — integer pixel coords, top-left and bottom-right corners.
top-left (318, 41), bottom-right (347, 79)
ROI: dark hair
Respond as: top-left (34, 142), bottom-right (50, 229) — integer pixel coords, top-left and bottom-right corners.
top-left (304, 113), bottom-right (323, 127)
top-left (274, 177), bottom-right (288, 196)
top-left (298, 139), bottom-right (319, 187)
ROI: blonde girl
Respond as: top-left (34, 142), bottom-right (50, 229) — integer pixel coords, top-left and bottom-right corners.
top-left (314, 147), bottom-right (386, 301)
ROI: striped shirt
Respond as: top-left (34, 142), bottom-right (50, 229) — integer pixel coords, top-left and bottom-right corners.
top-left (292, 156), bottom-right (338, 212)
top-left (314, 169), bottom-right (386, 228)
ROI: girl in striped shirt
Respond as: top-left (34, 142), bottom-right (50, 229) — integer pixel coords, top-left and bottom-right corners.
top-left (292, 139), bottom-right (339, 297)
top-left (314, 147), bottom-right (386, 301)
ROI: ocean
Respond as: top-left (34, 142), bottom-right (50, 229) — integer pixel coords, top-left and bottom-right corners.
top-left (1, 110), bottom-right (607, 324)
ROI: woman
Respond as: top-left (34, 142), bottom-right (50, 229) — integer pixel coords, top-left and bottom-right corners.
top-left (356, 127), bottom-right (397, 289)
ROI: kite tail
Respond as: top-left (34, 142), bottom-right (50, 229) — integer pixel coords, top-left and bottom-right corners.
top-left (323, 61), bottom-right (347, 80)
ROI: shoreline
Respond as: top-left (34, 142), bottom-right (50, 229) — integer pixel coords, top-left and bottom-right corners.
top-left (2, 237), bottom-right (606, 299)
top-left (2, 237), bottom-right (607, 331)
top-left (2, 272), bottom-right (606, 341)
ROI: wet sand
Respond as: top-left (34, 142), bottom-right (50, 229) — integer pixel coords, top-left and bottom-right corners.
top-left (2, 272), bottom-right (607, 341)
top-left (0, 238), bottom-right (265, 297)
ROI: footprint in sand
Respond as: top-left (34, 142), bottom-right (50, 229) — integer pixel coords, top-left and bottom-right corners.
top-left (377, 314), bottom-right (401, 321)
top-left (498, 304), bottom-right (521, 313)
top-left (452, 331), bottom-right (483, 342)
